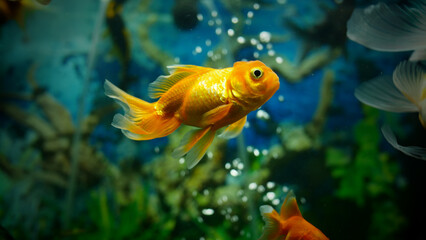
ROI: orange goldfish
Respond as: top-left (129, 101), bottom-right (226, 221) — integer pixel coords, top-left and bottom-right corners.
top-left (105, 60), bottom-right (279, 168)
top-left (259, 190), bottom-right (329, 240)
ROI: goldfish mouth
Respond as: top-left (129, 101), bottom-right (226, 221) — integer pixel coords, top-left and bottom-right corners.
top-left (268, 77), bottom-right (280, 93)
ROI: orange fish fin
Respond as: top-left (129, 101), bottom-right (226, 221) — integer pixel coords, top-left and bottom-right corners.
top-left (218, 116), bottom-right (246, 139)
top-left (105, 80), bottom-right (181, 140)
top-left (259, 205), bottom-right (282, 240)
top-left (148, 65), bottom-right (215, 99)
top-left (172, 126), bottom-right (216, 169)
top-left (200, 104), bottom-right (233, 126)
top-left (119, 116), bottom-right (181, 140)
top-left (280, 190), bottom-right (302, 220)
top-left (105, 79), bottom-right (151, 114)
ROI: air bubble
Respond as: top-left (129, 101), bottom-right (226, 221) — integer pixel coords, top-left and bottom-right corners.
top-left (202, 208), bottom-right (215, 215)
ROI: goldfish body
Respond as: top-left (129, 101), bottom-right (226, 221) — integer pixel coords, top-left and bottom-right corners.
top-left (259, 190), bottom-right (329, 240)
top-left (105, 60), bottom-right (279, 168)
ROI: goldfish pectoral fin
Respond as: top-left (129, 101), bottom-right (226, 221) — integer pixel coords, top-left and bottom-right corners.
top-left (258, 205), bottom-right (282, 240)
top-left (280, 190), bottom-right (302, 220)
top-left (200, 104), bottom-right (233, 126)
top-left (393, 61), bottom-right (425, 104)
top-left (148, 65), bottom-right (214, 99)
top-left (218, 116), bottom-right (246, 139)
top-left (172, 126), bottom-right (215, 169)
top-left (354, 75), bottom-right (417, 112)
top-left (381, 125), bottom-right (426, 160)
top-left (347, 2), bottom-right (426, 52)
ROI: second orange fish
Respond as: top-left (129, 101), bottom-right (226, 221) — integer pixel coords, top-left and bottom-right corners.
top-left (105, 60), bottom-right (279, 168)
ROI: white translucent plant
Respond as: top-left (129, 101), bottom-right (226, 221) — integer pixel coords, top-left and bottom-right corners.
top-left (347, 1), bottom-right (426, 61)
top-left (355, 61), bottom-right (426, 160)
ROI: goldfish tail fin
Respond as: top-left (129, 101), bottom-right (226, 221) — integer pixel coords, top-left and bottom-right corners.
top-left (104, 80), bottom-right (180, 140)
top-left (172, 126), bottom-right (216, 169)
top-left (259, 205), bottom-right (282, 240)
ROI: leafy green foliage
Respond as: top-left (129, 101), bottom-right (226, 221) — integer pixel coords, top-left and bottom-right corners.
top-left (326, 106), bottom-right (405, 239)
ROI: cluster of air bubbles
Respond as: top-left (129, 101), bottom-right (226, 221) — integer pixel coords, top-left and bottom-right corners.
top-left (247, 181), bottom-right (293, 206)
top-left (256, 109), bottom-right (270, 120)
top-left (248, 182), bottom-right (266, 193)
top-left (246, 146), bottom-right (269, 157)
top-left (192, 8), bottom-right (225, 58)
top-left (217, 195), bottom-right (229, 205)
top-left (225, 158), bottom-right (244, 177)
top-left (194, 1), bottom-right (282, 62)
top-left (215, 206), bottom-right (240, 223)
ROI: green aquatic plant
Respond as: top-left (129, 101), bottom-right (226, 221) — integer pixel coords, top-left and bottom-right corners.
top-left (83, 187), bottom-right (173, 240)
top-left (326, 105), bottom-right (405, 239)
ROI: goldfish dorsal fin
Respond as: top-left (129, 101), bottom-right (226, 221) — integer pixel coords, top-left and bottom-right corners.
top-left (148, 65), bottom-right (215, 99)
top-left (218, 116), bottom-right (246, 139)
top-left (280, 190), bottom-right (302, 220)
top-left (258, 205), bottom-right (282, 240)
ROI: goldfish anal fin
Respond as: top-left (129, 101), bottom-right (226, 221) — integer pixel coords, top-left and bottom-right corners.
top-left (200, 104), bottom-right (233, 126)
top-left (148, 65), bottom-right (215, 99)
top-left (218, 116), bottom-right (246, 139)
top-left (185, 128), bottom-right (216, 169)
top-left (280, 190), bottom-right (302, 220)
top-left (172, 126), bottom-right (215, 169)
top-left (259, 205), bottom-right (282, 240)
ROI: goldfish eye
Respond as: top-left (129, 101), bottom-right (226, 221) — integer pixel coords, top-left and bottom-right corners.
top-left (251, 68), bottom-right (263, 80)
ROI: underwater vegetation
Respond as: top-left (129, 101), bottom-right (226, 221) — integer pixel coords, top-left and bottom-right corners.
top-left (0, 0), bottom-right (425, 240)
top-left (348, 0), bottom-right (426, 160)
